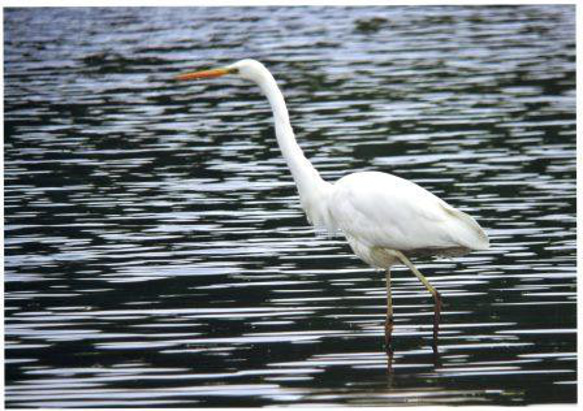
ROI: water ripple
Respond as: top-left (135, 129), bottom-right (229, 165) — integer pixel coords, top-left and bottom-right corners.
top-left (5, 5), bottom-right (575, 408)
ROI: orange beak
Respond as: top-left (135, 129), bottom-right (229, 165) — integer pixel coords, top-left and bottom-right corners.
top-left (175, 67), bottom-right (232, 81)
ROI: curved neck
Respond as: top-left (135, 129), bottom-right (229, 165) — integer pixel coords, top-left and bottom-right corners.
top-left (254, 69), bottom-right (334, 230)
top-left (257, 73), bottom-right (321, 187)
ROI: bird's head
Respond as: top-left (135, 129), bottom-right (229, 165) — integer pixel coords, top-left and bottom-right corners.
top-left (175, 59), bottom-right (268, 83)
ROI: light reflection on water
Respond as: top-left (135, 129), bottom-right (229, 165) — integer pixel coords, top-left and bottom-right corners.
top-left (5, 5), bottom-right (576, 407)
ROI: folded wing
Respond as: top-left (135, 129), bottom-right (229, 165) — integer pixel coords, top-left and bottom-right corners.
top-left (328, 171), bottom-right (489, 252)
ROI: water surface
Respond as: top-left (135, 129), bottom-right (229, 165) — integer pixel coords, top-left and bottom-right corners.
top-left (4, 5), bottom-right (576, 407)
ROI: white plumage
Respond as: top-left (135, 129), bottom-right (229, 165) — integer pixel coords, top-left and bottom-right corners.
top-left (176, 59), bottom-right (489, 352)
top-left (329, 171), bottom-right (488, 267)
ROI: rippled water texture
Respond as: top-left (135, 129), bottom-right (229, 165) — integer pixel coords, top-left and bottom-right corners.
top-left (4, 6), bottom-right (576, 407)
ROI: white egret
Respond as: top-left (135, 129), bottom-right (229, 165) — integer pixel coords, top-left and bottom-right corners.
top-left (176, 59), bottom-right (489, 353)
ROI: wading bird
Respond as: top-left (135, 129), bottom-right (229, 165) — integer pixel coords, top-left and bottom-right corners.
top-left (176, 59), bottom-right (489, 356)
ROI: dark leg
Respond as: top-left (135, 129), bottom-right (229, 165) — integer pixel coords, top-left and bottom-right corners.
top-left (392, 250), bottom-right (442, 351)
top-left (384, 268), bottom-right (394, 359)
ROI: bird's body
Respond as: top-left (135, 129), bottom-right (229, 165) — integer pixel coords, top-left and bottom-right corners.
top-left (330, 171), bottom-right (488, 268)
top-left (176, 59), bottom-right (489, 354)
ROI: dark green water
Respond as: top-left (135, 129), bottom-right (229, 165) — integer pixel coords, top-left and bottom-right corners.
top-left (4, 6), bottom-right (576, 407)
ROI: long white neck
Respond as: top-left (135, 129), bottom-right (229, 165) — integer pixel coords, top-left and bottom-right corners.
top-left (252, 67), bottom-right (335, 232)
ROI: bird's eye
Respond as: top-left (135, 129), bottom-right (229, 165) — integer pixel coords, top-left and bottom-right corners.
top-left (229, 67), bottom-right (239, 74)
